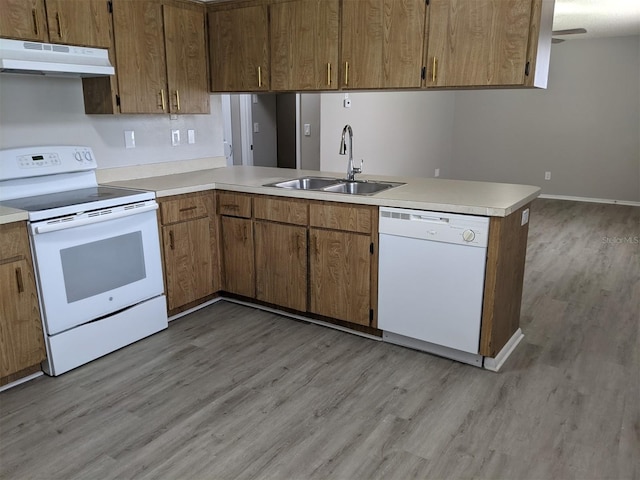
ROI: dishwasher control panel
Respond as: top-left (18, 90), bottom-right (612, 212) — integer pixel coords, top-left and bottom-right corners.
top-left (379, 207), bottom-right (489, 247)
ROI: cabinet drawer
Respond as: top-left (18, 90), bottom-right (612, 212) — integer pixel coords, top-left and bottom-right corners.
top-left (309, 202), bottom-right (375, 234)
top-left (254, 196), bottom-right (308, 225)
top-left (218, 191), bottom-right (252, 218)
top-left (160, 192), bottom-right (213, 225)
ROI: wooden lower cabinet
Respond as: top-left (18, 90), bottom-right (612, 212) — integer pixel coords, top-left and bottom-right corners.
top-left (254, 220), bottom-right (307, 311)
top-left (220, 216), bottom-right (255, 298)
top-left (162, 218), bottom-right (214, 312)
top-left (159, 192), bottom-right (219, 314)
top-left (0, 222), bottom-right (45, 386)
top-left (309, 228), bottom-right (372, 326)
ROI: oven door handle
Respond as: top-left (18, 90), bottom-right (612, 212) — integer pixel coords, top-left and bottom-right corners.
top-left (33, 204), bottom-right (158, 235)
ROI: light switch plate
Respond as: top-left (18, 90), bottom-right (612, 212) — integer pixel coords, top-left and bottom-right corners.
top-left (304, 124), bottom-right (311, 136)
top-left (171, 129), bottom-right (180, 146)
top-left (188, 129), bottom-right (195, 144)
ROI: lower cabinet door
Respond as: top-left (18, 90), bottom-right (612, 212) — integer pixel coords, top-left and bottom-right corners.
top-left (254, 221), bottom-right (307, 311)
top-left (162, 217), bottom-right (213, 311)
top-left (220, 216), bottom-right (255, 298)
top-left (309, 228), bottom-right (371, 326)
top-left (0, 258), bottom-right (45, 381)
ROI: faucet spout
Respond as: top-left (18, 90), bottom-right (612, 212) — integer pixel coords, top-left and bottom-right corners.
top-left (339, 124), bottom-right (361, 181)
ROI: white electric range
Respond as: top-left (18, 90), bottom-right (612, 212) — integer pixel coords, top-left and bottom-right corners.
top-left (0, 146), bottom-right (167, 376)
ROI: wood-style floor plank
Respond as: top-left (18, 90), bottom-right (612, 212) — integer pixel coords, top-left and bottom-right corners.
top-left (0, 198), bottom-right (638, 479)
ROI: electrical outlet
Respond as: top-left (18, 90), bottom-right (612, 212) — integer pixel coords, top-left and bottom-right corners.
top-left (124, 130), bottom-right (135, 149)
top-left (521, 208), bottom-right (530, 226)
top-left (304, 124), bottom-right (311, 136)
top-left (253, 122), bottom-right (260, 133)
top-left (434, 168), bottom-right (440, 177)
top-left (545, 171), bottom-right (551, 180)
top-left (188, 129), bottom-right (195, 144)
top-left (343, 98), bottom-right (352, 108)
top-left (171, 129), bottom-right (180, 146)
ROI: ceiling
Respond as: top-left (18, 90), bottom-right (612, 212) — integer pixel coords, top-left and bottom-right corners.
top-left (553, 0), bottom-right (640, 39)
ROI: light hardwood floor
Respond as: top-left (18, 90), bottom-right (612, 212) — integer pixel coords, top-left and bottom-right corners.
top-left (1, 199), bottom-right (638, 479)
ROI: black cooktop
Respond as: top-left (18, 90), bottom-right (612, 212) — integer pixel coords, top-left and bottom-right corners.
top-left (1, 186), bottom-right (153, 216)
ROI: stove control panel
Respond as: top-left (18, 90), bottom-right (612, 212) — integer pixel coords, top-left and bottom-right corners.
top-left (0, 146), bottom-right (97, 181)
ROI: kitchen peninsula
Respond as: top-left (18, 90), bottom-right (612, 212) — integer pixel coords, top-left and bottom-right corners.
top-left (104, 165), bottom-right (539, 370)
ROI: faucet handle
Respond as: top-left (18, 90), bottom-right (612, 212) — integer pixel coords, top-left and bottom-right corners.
top-left (353, 158), bottom-right (363, 174)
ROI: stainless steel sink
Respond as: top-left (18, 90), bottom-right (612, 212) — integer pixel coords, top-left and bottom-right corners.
top-left (322, 180), bottom-right (404, 195)
top-left (264, 176), bottom-right (341, 190)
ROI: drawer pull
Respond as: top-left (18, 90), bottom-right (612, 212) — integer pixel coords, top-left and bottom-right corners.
top-left (32, 8), bottom-right (39, 35)
top-left (15, 267), bottom-right (24, 293)
top-left (179, 206), bottom-right (197, 212)
top-left (222, 204), bottom-right (239, 210)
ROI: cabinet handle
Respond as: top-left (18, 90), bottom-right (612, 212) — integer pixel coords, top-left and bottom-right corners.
top-left (222, 204), bottom-right (239, 210)
top-left (169, 230), bottom-right (175, 250)
top-left (345, 61), bottom-right (349, 86)
top-left (159, 89), bottom-right (166, 111)
top-left (327, 63), bottom-right (331, 86)
top-left (56, 12), bottom-right (62, 37)
top-left (257, 66), bottom-right (262, 88)
top-left (432, 57), bottom-right (438, 83)
top-left (174, 90), bottom-right (180, 111)
top-left (179, 206), bottom-right (197, 213)
top-left (32, 8), bottom-right (39, 35)
top-left (15, 267), bottom-right (24, 293)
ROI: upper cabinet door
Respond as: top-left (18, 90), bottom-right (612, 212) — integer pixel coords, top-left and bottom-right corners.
top-left (270, 0), bottom-right (339, 91)
top-left (340, 0), bottom-right (426, 89)
top-left (425, 0), bottom-right (533, 87)
top-left (112, 0), bottom-right (167, 113)
top-left (163, 5), bottom-right (209, 114)
top-left (209, 5), bottom-right (269, 92)
top-left (0, 0), bottom-right (47, 42)
top-left (45, 0), bottom-right (112, 48)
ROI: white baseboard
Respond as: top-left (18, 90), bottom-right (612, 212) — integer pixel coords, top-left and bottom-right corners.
top-left (168, 297), bottom-right (223, 322)
top-left (539, 194), bottom-right (640, 207)
top-left (0, 371), bottom-right (43, 393)
top-left (483, 328), bottom-right (524, 372)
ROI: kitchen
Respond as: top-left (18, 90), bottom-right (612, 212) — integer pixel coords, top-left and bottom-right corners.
top-left (0, 0), bottom-right (639, 478)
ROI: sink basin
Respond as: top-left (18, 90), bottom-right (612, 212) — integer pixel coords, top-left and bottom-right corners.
top-left (322, 180), bottom-right (404, 195)
top-left (264, 176), bottom-right (341, 190)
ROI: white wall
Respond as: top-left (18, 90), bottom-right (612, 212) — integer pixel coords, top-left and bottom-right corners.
top-left (320, 91), bottom-right (455, 178)
top-left (300, 94), bottom-right (321, 170)
top-left (0, 75), bottom-right (224, 169)
top-left (250, 93), bottom-right (278, 167)
top-left (450, 36), bottom-right (640, 202)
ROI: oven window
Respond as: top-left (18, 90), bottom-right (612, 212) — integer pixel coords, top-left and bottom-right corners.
top-left (60, 231), bottom-right (147, 303)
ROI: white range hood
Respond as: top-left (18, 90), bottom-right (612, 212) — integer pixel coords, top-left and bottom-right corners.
top-left (0, 38), bottom-right (114, 77)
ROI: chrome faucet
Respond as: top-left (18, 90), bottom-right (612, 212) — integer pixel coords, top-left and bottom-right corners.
top-left (339, 124), bottom-right (363, 181)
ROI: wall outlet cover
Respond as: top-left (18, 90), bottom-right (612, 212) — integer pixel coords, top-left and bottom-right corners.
top-left (434, 168), bottom-right (440, 177)
top-left (304, 124), bottom-right (311, 136)
top-left (124, 130), bottom-right (135, 149)
top-left (188, 129), bottom-right (195, 144)
top-left (521, 208), bottom-right (530, 226)
top-left (171, 129), bottom-right (180, 147)
top-left (544, 171), bottom-right (551, 180)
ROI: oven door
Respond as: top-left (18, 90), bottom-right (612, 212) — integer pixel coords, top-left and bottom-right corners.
top-left (30, 203), bottom-right (165, 335)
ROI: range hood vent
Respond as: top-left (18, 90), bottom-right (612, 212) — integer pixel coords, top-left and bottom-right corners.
top-left (0, 38), bottom-right (114, 77)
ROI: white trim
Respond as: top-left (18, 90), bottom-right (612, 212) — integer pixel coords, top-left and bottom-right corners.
top-left (221, 94), bottom-right (233, 166)
top-left (0, 371), bottom-right (43, 392)
top-left (483, 328), bottom-right (524, 372)
top-left (295, 94), bottom-right (301, 169)
top-left (168, 297), bottom-right (222, 322)
top-left (539, 194), bottom-right (640, 207)
top-left (239, 94), bottom-right (254, 166)
top-left (382, 331), bottom-right (483, 367)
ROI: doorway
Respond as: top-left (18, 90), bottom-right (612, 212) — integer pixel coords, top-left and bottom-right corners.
top-left (222, 93), bottom-right (321, 170)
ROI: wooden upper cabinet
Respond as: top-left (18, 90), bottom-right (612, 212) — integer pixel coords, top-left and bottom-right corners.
top-left (270, 0), bottom-right (339, 91)
top-left (425, 0), bottom-right (534, 87)
top-left (209, 5), bottom-right (269, 92)
top-left (0, 0), bottom-right (47, 42)
top-left (112, 0), bottom-right (167, 113)
top-left (340, 0), bottom-right (426, 89)
top-left (163, 4), bottom-right (209, 114)
top-left (45, 0), bottom-right (112, 48)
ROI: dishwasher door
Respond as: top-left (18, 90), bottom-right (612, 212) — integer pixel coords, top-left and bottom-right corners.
top-left (378, 208), bottom-right (489, 357)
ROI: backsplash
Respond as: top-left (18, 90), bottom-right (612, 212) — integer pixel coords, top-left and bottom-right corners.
top-left (0, 74), bottom-right (225, 169)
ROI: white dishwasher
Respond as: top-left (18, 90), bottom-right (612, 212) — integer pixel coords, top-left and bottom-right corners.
top-left (378, 207), bottom-right (489, 366)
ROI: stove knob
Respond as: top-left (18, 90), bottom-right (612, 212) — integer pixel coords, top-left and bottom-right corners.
top-left (462, 229), bottom-right (476, 242)
top-left (74, 151), bottom-right (83, 162)
top-left (84, 151), bottom-right (93, 162)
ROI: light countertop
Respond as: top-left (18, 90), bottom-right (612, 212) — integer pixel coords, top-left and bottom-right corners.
top-left (104, 166), bottom-right (541, 217)
top-left (0, 205), bottom-right (28, 225)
